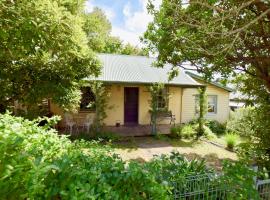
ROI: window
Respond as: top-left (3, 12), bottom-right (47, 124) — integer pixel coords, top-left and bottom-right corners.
top-left (80, 87), bottom-right (95, 111)
top-left (157, 88), bottom-right (168, 111)
top-left (195, 95), bottom-right (217, 114)
top-left (207, 95), bottom-right (217, 114)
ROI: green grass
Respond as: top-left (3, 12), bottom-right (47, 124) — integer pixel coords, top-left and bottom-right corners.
top-left (110, 137), bottom-right (138, 151)
top-left (154, 134), bottom-right (199, 147)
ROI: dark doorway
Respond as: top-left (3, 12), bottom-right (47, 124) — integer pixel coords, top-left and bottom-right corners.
top-left (124, 87), bottom-right (139, 125)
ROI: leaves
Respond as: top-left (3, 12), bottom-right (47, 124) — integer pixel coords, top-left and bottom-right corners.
top-left (0, 0), bottom-right (100, 110)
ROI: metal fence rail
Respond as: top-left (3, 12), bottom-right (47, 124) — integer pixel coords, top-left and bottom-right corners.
top-left (172, 172), bottom-right (270, 200)
top-left (257, 179), bottom-right (270, 200)
top-left (172, 173), bottom-right (230, 200)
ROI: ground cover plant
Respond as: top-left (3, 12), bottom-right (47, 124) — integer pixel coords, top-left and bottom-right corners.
top-left (0, 113), bottom-right (167, 199)
top-left (0, 113), bottom-right (259, 199)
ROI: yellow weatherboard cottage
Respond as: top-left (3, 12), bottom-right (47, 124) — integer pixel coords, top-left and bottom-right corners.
top-left (50, 54), bottom-right (232, 134)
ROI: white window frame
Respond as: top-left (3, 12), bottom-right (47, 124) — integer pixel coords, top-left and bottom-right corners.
top-left (207, 95), bottom-right (217, 114)
top-left (195, 95), bottom-right (218, 114)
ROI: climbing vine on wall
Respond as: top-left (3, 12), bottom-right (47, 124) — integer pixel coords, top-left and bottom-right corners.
top-left (148, 83), bottom-right (164, 135)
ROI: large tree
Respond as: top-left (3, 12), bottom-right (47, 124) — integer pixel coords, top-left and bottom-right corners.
top-left (144, 0), bottom-right (270, 89)
top-left (83, 7), bottom-right (112, 52)
top-left (84, 8), bottom-right (149, 56)
top-left (0, 0), bottom-right (100, 111)
top-left (144, 0), bottom-right (270, 168)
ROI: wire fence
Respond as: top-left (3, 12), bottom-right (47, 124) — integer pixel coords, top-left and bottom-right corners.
top-left (171, 172), bottom-right (270, 200)
top-left (257, 179), bottom-right (270, 200)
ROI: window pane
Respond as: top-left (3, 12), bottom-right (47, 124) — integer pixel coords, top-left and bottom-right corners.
top-left (207, 96), bottom-right (217, 113)
top-left (80, 87), bottom-right (95, 110)
top-left (157, 88), bottom-right (168, 110)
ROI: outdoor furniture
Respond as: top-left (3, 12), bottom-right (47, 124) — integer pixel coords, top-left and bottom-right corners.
top-left (150, 110), bottom-right (176, 125)
top-left (64, 113), bottom-right (76, 134)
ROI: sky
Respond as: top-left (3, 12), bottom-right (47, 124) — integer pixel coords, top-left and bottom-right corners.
top-left (85, 0), bottom-right (161, 47)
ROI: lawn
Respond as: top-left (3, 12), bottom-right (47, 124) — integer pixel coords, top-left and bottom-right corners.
top-left (111, 136), bottom-right (237, 170)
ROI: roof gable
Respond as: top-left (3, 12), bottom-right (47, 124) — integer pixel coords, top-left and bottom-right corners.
top-left (185, 72), bottom-right (233, 92)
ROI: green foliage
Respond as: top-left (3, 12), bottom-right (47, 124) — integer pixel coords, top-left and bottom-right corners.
top-left (0, 113), bottom-right (261, 199)
top-left (0, 0), bottom-right (100, 111)
top-left (90, 81), bottom-right (111, 132)
top-left (144, 0), bottom-right (270, 170)
top-left (70, 131), bottom-right (121, 142)
top-left (83, 7), bottom-right (112, 52)
top-left (148, 83), bottom-right (165, 135)
top-left (181, 124), bottom-right (196, 139)
top-left (170, 125), bottom-right (182, 138)
top-left (226, 107), bottom-right (255, 137)
top-left (225, 133), bottom-right (239, 150)
top-left (83, 8), bottom-right (148, 56)
top-left (197, 87), bottom-right (207, 138)
top-left (145, 151), bottom-right (211, 183)
top-left (207, 120), bottom-right (226, 136)
top-left (220, 161), bottom-right (260, 199)
top-left (0, 113), bottom-right (168, 199)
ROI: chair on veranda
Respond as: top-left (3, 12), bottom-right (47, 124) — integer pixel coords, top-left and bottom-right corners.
top-left (64, 113), bottom-right (76, 134)
top-left (83, 114), bottom-right (93, 133)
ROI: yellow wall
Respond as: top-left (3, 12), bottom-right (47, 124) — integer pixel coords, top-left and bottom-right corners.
top-left (104, 85), bottom-right (182, 125)
top-left (181, 80), bottom-right (230, 123)
top-left (50, 82), bottom-right (229, 127)
top-left (50, 84), bottom-right (183, 126)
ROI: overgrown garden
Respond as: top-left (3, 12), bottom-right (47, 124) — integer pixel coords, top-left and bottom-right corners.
top-left (0, 113), bottom-right (260, 199)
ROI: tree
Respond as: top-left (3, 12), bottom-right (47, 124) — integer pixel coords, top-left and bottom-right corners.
top-left (144, 0), bottom-right (270, 168)
top-left (0, 0), bottom-right (100, 112)
top-left (83, 8), bottom-right (149, 56)
top-left (83, 7), bottom-right (112, 52)
top-left (144, 0), bottom-right (270, 89)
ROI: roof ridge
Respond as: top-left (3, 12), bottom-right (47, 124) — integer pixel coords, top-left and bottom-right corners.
top-left (97, 53), bottom-right (154, 59)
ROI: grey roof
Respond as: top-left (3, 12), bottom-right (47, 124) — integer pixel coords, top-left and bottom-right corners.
top-left (185, 72), bottom-right (233, 92)
top-left (87, 54), bottom-right (202, 87)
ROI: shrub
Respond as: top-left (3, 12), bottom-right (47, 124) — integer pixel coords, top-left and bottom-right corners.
top-left (207, 120), bottom-right (226, 135)
top-left (170, 125), bottom-right (182, 138)
top-left (181, 124), bottom-right (196, 139)
top-left (69, 131), bottom-right (121, 142)
top-left (226, 107), bottom-right (254, 137)
top-left (0, 113), bottom-right (167, 199)
top-left (225, 133), bottom-right (239, 150)
top-left (220, 161), bottom-right (260, 199)
top-left (145, 151), bottom-right (212, 183)
top-left (202, 125), bottom-right (217, 140)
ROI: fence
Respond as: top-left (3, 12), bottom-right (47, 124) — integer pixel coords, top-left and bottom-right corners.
top-left (172, 172), bottom-right (270, 200)
top-left (172, 173), bottom-right (228, 200)
top-left (257, 179), bottom-right (270, 200)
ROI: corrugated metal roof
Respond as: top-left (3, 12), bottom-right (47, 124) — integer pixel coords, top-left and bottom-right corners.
top-left (87, 54), bottom-right (202, 87)
top-left (186, 71), bottom-right (233, 92)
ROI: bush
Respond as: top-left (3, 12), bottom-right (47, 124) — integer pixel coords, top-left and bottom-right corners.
top-left (170, 125), bottom-right (182, 138)
top-left (207, 120), bottom-right (226, 135)
top-left (69, 131), bottom-right (121, 142)
top-left (225, 133), bottom-right (239, 150)
top-left (202, 125), bottom-right (217, 139)
top-left (145, 151), bottom-right (212, 183)
top-left (0, 113), bottom-right (167, 199)
top-left (181, 124), bottom-right (196, 139)
top-left (226, 107), bottom-right (254, 137)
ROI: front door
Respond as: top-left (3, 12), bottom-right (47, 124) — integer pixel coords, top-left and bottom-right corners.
top-left (124, 87), bottom-right (139, 125)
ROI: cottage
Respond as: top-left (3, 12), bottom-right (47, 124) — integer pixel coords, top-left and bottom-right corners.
top-left (50, 54), bottom-right (232, 135)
